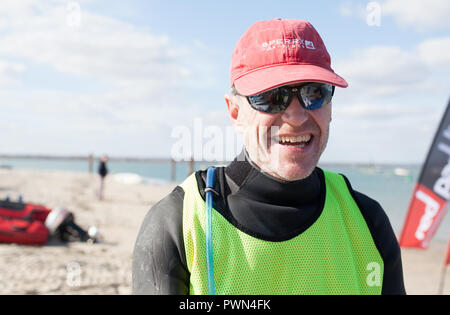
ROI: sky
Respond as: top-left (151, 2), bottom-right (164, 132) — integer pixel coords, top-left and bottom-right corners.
top-left (1, 0), bottom-right (449, 164)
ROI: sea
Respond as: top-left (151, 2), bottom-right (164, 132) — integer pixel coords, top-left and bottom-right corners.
top-left (0, 157), bottom-right (448, 242)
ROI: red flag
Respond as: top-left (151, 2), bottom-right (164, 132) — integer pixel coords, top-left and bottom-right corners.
top-left (399, 184), bottom-right (447, 248)
top-left (399, 100), bottom-right (450, 249)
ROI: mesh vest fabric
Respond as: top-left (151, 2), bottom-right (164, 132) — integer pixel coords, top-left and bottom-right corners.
top-left (180, 170), bottom-right (384, 295)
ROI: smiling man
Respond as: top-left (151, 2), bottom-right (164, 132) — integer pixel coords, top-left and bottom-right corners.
top-left (133, 19), bottom-right (406, 295)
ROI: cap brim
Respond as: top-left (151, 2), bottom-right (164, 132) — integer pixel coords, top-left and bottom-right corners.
top-left (234, 64), bottom-right (348, 96)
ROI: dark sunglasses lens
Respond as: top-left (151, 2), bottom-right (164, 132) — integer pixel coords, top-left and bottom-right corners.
top-left (300, 83), bottom-right (334, 110)
top-left (248, 88), bottom-right (290, 113)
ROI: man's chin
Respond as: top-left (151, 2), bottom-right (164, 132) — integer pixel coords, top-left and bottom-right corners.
top-left (265, 162), bottom-right (316, 181)
top-left (246, 147), bottom-right (318, 181)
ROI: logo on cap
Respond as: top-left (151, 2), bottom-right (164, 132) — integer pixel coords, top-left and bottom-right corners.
top-left (261, 38), bottom-right (316, 51)
top-left (305, 40), bottom-right (315, 50)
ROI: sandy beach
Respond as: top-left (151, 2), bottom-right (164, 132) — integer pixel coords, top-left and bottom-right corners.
top-left (0, 168), bottom-right (448, 295)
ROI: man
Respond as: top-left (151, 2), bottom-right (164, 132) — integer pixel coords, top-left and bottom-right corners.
top-left (133, 19), bottom-right (406, 295)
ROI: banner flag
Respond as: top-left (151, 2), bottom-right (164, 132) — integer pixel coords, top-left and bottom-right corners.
top-left (399, 100), bottom-right (450, 248)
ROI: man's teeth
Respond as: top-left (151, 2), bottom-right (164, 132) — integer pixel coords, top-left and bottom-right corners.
top-left (278, 135), bottom-right (311, 144)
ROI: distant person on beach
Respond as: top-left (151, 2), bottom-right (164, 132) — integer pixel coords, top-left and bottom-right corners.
top-left (133, 19), bottom-right (406, 295)
top-left (98, 155), bottom-right (108, 200)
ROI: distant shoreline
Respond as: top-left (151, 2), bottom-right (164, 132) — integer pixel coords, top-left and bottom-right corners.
top-left (0, 154), bottom-right (422, 167)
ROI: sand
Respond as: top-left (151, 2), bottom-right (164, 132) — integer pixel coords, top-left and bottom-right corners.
top-left (0, 168), bottom-right (448, 295)
top-left (0, 168), bottom-right (176, 294)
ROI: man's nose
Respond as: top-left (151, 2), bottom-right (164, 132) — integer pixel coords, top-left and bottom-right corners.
top-left (280, 96), bottom-right (309, 126)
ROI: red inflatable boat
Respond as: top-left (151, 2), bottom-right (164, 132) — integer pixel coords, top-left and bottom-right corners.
top-left (0, 199), bottom-right (51, 245)
top-left (0, 198), bottom-right (98, 246)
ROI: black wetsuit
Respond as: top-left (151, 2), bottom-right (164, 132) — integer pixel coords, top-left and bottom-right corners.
top-left (98, 161), bottom-right (108, 178)
top-left (132, 151), bottom-right (406, 295)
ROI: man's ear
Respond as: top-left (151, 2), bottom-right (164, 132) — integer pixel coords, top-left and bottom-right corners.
top-left (225, 94), bottom-right (245, 134)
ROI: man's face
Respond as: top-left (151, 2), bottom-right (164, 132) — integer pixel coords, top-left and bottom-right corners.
top-left (226, 84), bottom-right (332, 181)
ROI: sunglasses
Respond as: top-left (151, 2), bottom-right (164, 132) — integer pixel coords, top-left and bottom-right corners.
top-left (237, 83), bottom-right (335, 114)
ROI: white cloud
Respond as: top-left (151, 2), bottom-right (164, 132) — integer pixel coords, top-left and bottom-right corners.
top-left (338, 1), bottom-right (367, 20)
top-left (382, 0), bottom-right (450, 32)
top-left (0, 8), bottom-right (190, 90)
top-left (0, 0), bottom-right (215, 96)
top-left (0, 87), bottom-right (213, 157)
top-left (339, 0), bottom-right (450, 32)
top-left (0, 60), bottom-right (27, 87)
top-left (418, 37), bottom-right (450, 70)
top-left (0, 1), bottom-right (218, 157)
top-left (328, 36), bottom-right (450, 163)
top-left (334, 102), bottom-right (426, 121)
top-left (337, 45), bottom-right (427, 85)
top-left (334, 37), bottom-right (450, 103)
top-left (325, 99), bottom-right (442, 164)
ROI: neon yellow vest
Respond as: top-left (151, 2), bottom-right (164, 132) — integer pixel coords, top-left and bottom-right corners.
top-left (180, 170), bottom-right (384, 295)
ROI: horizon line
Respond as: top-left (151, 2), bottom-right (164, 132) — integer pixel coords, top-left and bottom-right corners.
top-left (0, 154), bottom-right (423, 167)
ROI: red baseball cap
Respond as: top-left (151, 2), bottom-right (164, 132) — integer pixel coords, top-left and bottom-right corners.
top-left (230, 19), bottom-right (348, 96)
